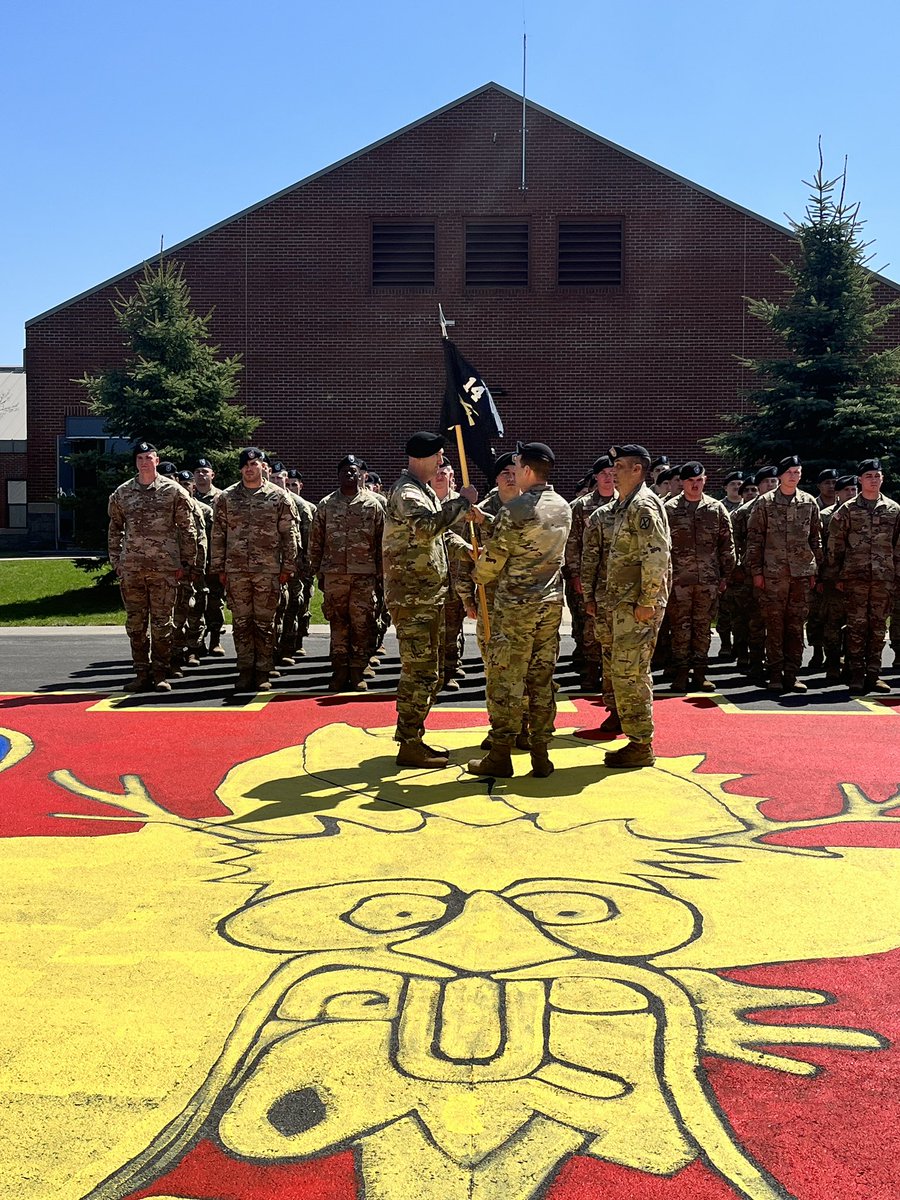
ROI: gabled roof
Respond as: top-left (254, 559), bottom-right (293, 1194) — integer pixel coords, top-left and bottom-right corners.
top-left (27, 81), bottom-right (899, 325)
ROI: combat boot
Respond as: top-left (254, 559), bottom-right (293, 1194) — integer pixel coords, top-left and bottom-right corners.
top-left (124, 668), bottom-right (152, 693)
top-left (824, 653), bottom-right (842, 684)
top-left (688, 668), bottom-right (716, 693)
top-left (807, 646), bottom-right (825, 673)
top-left (208, 632), bottom-right (226, 658)
top-left (515, 729), bottom-right (531, 751)
top-left (604, 740), bottom-right (655, 768)
top-left (716, 634), bottom-right (734, 661)
top-left (349, 667), bottom-right (368, 692)
top-left (153, 672), bottom-right (172, 693)
top-left (184, 650), bottom-right (200, 668)
top-left (328, 663), bottom-right (350, 692)
top-left (866, 675), bottom-right (891, 694)
top-left (529, 745), bottom-right (554, 778)
top-left (767, 671), bottom-right (783, 692)
top-left (396, 741), bottom-right (450, 770)
top-left (670, 669), bottom-right (690, 694)
top-left (256, 675), bottom-right (273, 692)
top-left (234, 670), bottom-right (255, 694)
top-left (781, 675), bottom-right (807, 693)
top-left (848, 671), bottom-right (866, 695)
top-left (442, 676), bottom-right (461, 692)
top-left (466, 744), bottom-right (514, 778)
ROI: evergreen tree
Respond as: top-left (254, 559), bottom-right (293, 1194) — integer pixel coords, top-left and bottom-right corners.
top-left (70, 259), bottom-right (258, 550)
top-left (706, 149), bottom-right (900, 480)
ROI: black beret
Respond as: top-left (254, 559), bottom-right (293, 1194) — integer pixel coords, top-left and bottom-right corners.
top-left (592, 454), bottom-right (613, 474)
top-left (194, 458), bottom-right (212, 470)
top-left (657, 467), bottom-right (677, 483)
top-left (817, 468), bottom-right (838, 482)
top-left (492, 451), bottom-right (516, 478)
top-left (754, 465), bottom-right (779, 484)
top-left (680, 461), bottom-right (705, 480)
top-left (777, 455), bottom-right (801, 475)
top-left (157, 461), bottom-right (178, 476)
top-left (270, 460), bottom-right (286, 473)
top-left (858, 458), bottom-right (882, 474)
top-left (286, 468), bottom-right (301, 479)
top-left (238, 447), bottom-right (264, 467)
top-left (610, 444), bottom-right (650, 461)
top-left (337, 454), bottom-right (364, 471)
top-left (836, 474), bottom-right (858, 489)
top-left (366, 471), bottom-right (382, 484)
top-left (177, 470), bottom-right (193, 483)
top-left (516, 440), bottom-right (555, 464)
top-left (133, 440), bottom-right (157, 459)
top-left (738, 478), bottom-right (757, 494)
top-left (406, 431), bottom-right (446, 457)
top-left (650, 455), bottom-right (669, 470)
top-left (724, 470), bottom-right (744, 484)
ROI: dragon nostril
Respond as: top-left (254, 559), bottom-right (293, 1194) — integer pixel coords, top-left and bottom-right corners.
top-left (267, 1088), bottom-right (326, 1137)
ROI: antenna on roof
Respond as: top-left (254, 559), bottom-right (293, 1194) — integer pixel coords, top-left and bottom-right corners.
top-left (520, 26), bottom-right (528, 192)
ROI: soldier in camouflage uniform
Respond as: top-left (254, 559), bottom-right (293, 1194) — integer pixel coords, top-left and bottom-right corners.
top-left (826, 458), bottom-right (900, 694)
top-left (383, 431), bottom-right (480, 769)
top-left (817, 473), bottom-right (858, 683)
top-left (309, 455), bottom-right (385, 692)
top-left (815, 468), bottom-right (838, 511)
top-left (107, 442), bottom-right (197, 693)
top-left (432, 463), bottom-right (468, 691)
top-left (268, 462), bottom-right (310, 667)
top-left (715, 471), bottom-right (744, 659)
top-left (601, 445), bottom-right (671, 768)
top-left (728, 467), bottom-right (776, 681)
top-left (284, 468), bottom-right (317, 657)
top-left (581, 473), bottom-right (620, 732)
top-left (466, 442), bottom-right (571, 779)
top-left (663, 462), bottom-right (735, 693)
top-left (806, 469), bottom-right (840, 669)
top-left (191, 458), bottom-right (225, 656)
top-left (210, 447), bottom-right (297, 694)
top-left (565, 455), bottom-right (617, 691)
top-left (173, 468), bottom-right (209, 670)
top-left (746, 456), bottom-right (822, 693)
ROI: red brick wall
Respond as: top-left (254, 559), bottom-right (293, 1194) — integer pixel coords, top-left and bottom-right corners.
top-left (0, 453), bottom-right (29, 527)
top-left (25, 86), bottom-right (900, 509)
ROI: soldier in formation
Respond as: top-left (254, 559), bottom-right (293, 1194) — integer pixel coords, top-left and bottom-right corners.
top-left (564, 455), bottom-right (617, 691)
top-left (432, 462), bottom-right (469, 691)
top-left (191, 458), bottom-right (226, 656)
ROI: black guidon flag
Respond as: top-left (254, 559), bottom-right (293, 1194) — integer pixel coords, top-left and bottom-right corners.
top-left (439, 338), bottom-right (505, 481)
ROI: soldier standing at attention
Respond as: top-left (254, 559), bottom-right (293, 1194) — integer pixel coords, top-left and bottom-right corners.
top-left (602, 445), bottom-right (671, 769)
top-left (826, 458), bottom-right (900, 694)
top-left (746, 456), bottom-right (822, 693)
top-left (210, 447), bottom-right (297, 695)
top-left (466, 442), bottom-right (571, 779)
top-left (383, 432), bottom-right (480, 769)
top-left (664, 462), bottom-right (735, 693)
top-left (269, 461), bottom-right (310, 667)
top-left (729, 466), bottom-right (777, 681)
top-left (174, 467), bottom-right (209, 670)
top-left (192, 457), bottom-right (225, 657)
top-left (283, 468), bottom-right (317, 657)
top-left (581, 466), bottom-right (621, 734)
top-left (309, 455), bottom-right (385, 692)
top-left (721, 471), bottom-right (744, 514)
top-left (565, 455), bottom-right (617, 692)
top-left (815, 468), bottom-right (838, 510)
top-left (432, 462), bottom-right (468, 691)
top-left (817, 473), bottom-right (858, 683)
top-left (107, 441), bottom-right (197, 693)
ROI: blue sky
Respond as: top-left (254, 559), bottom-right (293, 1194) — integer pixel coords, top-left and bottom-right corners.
top-left (4, 0), bottom-right (898, 364)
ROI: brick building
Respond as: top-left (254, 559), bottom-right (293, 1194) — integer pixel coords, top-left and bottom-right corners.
top-left (24, 82), bottom-right (900, 546)
top-left (0, 367), bottom-right (28, 549)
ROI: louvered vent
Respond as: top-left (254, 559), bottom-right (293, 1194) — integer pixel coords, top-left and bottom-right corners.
top-left (372, 223), bottom-right (435, 287)
top-left (465, 223), bottom-right (528, 287)
top-left (558, 221), bottom-right (623, 285)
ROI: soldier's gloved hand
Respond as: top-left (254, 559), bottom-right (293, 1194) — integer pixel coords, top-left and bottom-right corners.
top-left (460, 484), bottom-right (479, 504)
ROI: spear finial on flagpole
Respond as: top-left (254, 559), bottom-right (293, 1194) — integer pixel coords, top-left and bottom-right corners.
top-left (438, 303), bottom-right (455, 341)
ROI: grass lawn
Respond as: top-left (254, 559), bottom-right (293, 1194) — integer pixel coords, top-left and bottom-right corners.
top-left (0, 560), bottom-right (325, 626)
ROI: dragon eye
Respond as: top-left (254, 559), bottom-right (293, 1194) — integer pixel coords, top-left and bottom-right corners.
top-left (347, 894), bottom-right (449, 933)
top-left (513, 891), bottom-right (615, 926)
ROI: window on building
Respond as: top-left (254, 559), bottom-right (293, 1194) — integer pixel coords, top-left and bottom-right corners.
top-left (557, 221), bottom-right (623, 286)
top-left (372, 223), bottom-right (435, 287)
top-left (6, 480), bottom-right (26, 529)
top-left (465, 223), bottom-right (528, 287)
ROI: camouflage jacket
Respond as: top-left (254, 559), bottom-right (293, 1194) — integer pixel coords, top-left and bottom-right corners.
top-left (564, 490), bottom-right (613, 581)
top-left (580, 495), bottom-right (619, 603)
top-left (309, 488), bottom-right (384, 577)
top-left (107, 476), bottom-right (197, 575)
top-left (209, 481), bottom-right (297, 576)
top-left (188, 495), bottom-right (210, 572)
top-left (746, 488), bottom-right (822, 580)
top-left (455, 489), bottom-right (507, 610)
top-left (664, 493), bottom-right (735, 586)
top-left (605, 484), bottom-right (671, 608)
top-left (282, 490), bottom-right (311, 577)
top-left (826, 495), bottom-right (900, 584)
top-left (473, 485), bottom-right (571, 605)
top-left (382, 470), bottom-right (471, 611)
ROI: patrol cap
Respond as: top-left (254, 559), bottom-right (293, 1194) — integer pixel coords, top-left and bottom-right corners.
top-left (836, 474), bottom-right (858, 489)
top-left (238, 447), bottom-right (264, 467)
top-left (724, 470), bottom-right (744, 484)
top-left (270, 460), bottom-right (286, 474)
top-left (754, 465), bottom-right (779, 485)
top-left (680, 461), bottom-right (705, 480)
top-left (133, 440), bottom-right (157, 460)
top-left (194, 458), bottom-right (212, 470)
top-left (177, 470), bottom-right (193, 483)
top-left (157, 461), bottom-right (178, 477)
top-left (592, 454), bottom-right (613, 474)
top-left (609, 444), bottom-right (650, 462)
top-left (406, 431), bottom-right (445, 457)
top-left (858, 458), bottom-right (882, 474)
top-left (817, 468), bottom-right (838, 483)
top-left (492, 451), bottom-right (516, 478)
top-left (337, 454), bottom-right (364, 471)
top-left (516, 440), bottom-right (555, 464)
top-left (777, 455), bottom-right (801, 475)
top-left (650, 455), bottom-right (669, 470)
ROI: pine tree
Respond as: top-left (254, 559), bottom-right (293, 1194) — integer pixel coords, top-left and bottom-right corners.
top-left (706, 148), bottom-right (900, 480)
top-left (70, 259), bottom-right (258, 550)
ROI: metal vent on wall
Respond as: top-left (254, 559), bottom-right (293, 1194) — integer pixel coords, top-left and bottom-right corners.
top-left (372, 223), bottom-right (435, 287)
top-left (558, 221), bottom-right (623, 285)
top-left (465, 223), bottom-right (528, 287)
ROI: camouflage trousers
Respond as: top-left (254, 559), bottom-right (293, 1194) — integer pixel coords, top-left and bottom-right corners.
top-left (486, 600), bottom-right (563, 746)
top-left (322, 574), bottom-right (379, 672)
top-left (592, 601), bottom-right (616, 711)
top-left (610, 601), bottom-right (665, 744)
top-left (565, 578), bottom-right (586, 659)
top-left (730, 579), bottom-right (764, 663)
top-left (668, 582), bottom-right (719, 670)
top-left (716, 582), bottom-right (737, 641)
top-left (443, 593), bottom-right (466, 678)
top-left (298, 574), bottom-right (314, 644)
top-left (276, 573), bottom-right (305, 658)
top-left (391, 604), bottom-right (446, 744)
top-left (226, 573), bottom-right (281, 675)
top-left (757, 575), bottom-right (812, 677)
top-left (185, 577), bottom-right (208, 651)
top-left (820, 583), bottom-right (846, 660)
top-left (806, 583), bottom-right (825, 649)
top-left (843, 580), bottom-right (893, 678)
top-left (172, 576), bottom-right (198, 655)
top-left (119, 571), bottom-right (176, 672)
